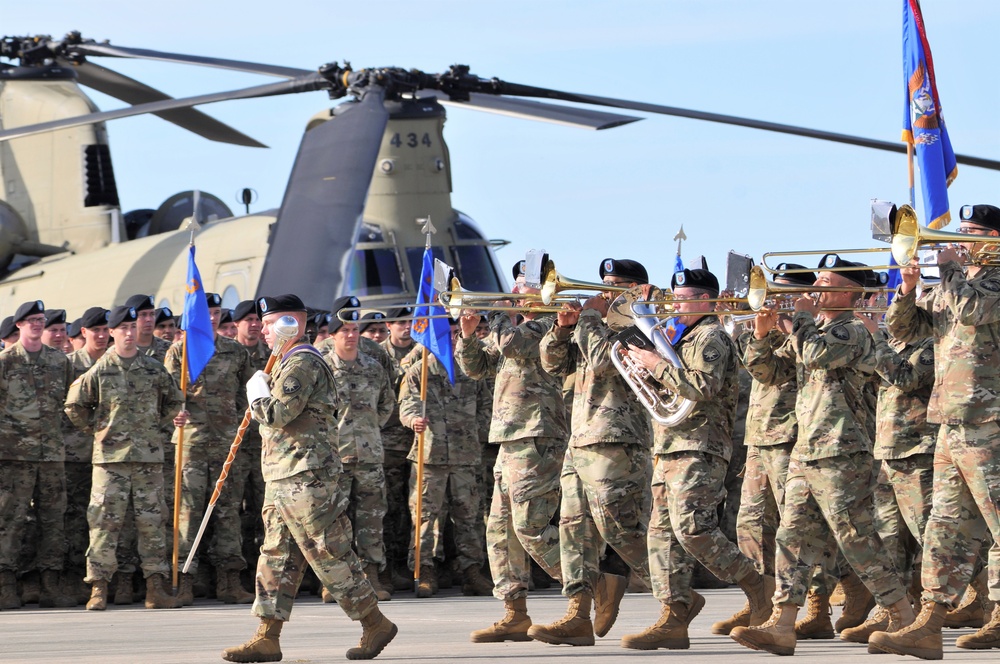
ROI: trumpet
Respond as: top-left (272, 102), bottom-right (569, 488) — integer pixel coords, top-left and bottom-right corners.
top-left (537, 259), bottom-right (630, 305)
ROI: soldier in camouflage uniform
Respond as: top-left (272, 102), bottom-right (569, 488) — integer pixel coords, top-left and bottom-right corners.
top-left (41, 308), bottom-right (68, 351)
top-left (125, 294), bottom-right (173, 363)
top-left (62, 307), bottom-right (111, 604)
top-left (64, 305), bottom-right (186, 611)
top-left (398, 334), bottom-right (493, 597)
top-left (530, 258), bottom-right (653, 647)
top-left (222, 294), bottom-right (396, 662)
top-left (153, 307), bottom-right (178, 343)
top-left (164, 292), bottom-right (255, 605)
top-left (871, 204), bottom-right (1000, 657)
top-left (733, 257), bottom-right (914, 656)
top-left (0, 300), bottom-right (75, 610)
top-left (457, 261), bottom-right (571, 642)
top-left (323, 298), bottom-right (395, 601)
top-left (620, 266), bottom-right (774, 651)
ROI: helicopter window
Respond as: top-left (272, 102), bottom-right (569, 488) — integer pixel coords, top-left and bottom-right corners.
top-left (453, 245), bottom-right (503, 292)
top-left (453, 217), bottom-right (484, 240)
top-left (347, 248), bottom-right (404, 296)
top-left (83, 145), bottom-right (120, 207)
top-left (221, 286), bottom-right (241, 310)
top-left (405, 246), bottom-right (448, 290)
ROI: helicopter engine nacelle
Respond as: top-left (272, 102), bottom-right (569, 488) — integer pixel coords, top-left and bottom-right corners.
top-left (0, 201), bottom-right (29, 270)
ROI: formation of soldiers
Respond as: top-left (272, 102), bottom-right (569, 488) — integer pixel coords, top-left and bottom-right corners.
top-left (0, 203), bottom-right (999, 662)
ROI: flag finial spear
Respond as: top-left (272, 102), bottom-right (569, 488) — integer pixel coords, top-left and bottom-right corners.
top-left (417, 216), bottom-right (436, 249)
top-left (673, 225), bottom-right (687, 256)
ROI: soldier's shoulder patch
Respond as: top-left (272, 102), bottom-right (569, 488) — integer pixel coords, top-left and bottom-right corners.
top-left (525, 321), bottom-right (543, 334)
top-left (282, 376), bottom-right (301, 395)
top-left (702, 345), bottom-right (722, 363)
top-left (918, 348), bottom-right (934, 366)
top-left (830, 325), bottom-right (851, 341)
top-left (980, 279), bottom-right (1000, 292)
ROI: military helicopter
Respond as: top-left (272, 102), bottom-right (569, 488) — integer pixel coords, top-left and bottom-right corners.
top-left (1, 32), bottom-right (999, 315)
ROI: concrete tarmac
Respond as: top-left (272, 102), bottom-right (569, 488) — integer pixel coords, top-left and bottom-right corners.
top-left (2, 586), bottom-right (993, 663)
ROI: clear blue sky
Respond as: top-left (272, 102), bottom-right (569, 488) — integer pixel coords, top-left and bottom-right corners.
top-left (5, 0), bottom-right (998, 288)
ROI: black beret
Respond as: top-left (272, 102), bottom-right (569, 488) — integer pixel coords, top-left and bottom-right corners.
top-left (0, 316), bottom-right (15, 339)
top-left (80, 307), bottom-right (110, 329)
top-left (817, 253), bottom-right (870, 287)
top-left (959, 204), bottom-right (1000, 232)
top-left (13, 300), bottom-right (44, 324)
top-left (154, 307), bottom-right (173, 326)
top-left (205, 292), bottom-right (222, 308)
top-left (512, 259), bottom-right (526, 281)
top-left (256, 294), bottom-right (307, 317)
top-left (312, 311), bottom-right (331, 328)
top-left (108, 305), bottom-right (138, 328)
top-left (67, 319), bottom-right (82, 338)
top-left (866, 271), bottom-right (890, 289)
top-left (671, 268), bottom-right (720, 294)
top-left (385, 306), bottom-right (413, 320)
top-left (773, 263), bottom-right (816, 287)
top-left (599, 258), bottom-right (648, 285)
top-left (220, 309), bottom-right (233, 325)
top-left (44, 309), bottom-right (66, 327)
top-left (124, 294), bottom-right (156, 312)
top-left (329, 296), bottom-right (361, 334)
top-left (358, 311), bottom-right (386, 333)
top-left (232, 300), bottom-right (257, 322)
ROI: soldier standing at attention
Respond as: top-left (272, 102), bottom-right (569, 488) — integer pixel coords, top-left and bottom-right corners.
top-left (223, 294), bottom-right (396, 662)
top-left (733, 256), bottom-right (914, 655)
top-left (64, 305), bottom-right (186, 611)
top-left (458, 260), bottom-right (570, 642)
top-left (41, 309), bottom-right (68, 351)
top-left (621, 265), bottom-right (774, 650)
top-left (0, 300), bottom-right (75, 609)
top-left (124, 294), bottom-right (172, 362)
top-left (165, 292), bottom-right (255, 605)
top-left (153, 307), bottom-right (178, 343)
top-left (871, 204), bottom-right (1000, 657)
top-left (531, 258), bottom-right (653, 646)
top-left (0, 316), bottom-right (19, 349)
top-left (323, 297), bottom-right (395, 602)
top-left (359, 313), bottom-right (389, 344)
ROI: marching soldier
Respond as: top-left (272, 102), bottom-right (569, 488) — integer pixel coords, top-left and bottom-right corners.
top-left (458, 260), bottom-right (570, 642)
top-left (531, 258), bottom-right (652, 646)
top-left (621, 264), bottom-right (774, 650)
top-left (64, 305), bottom-right (186, 611)
top-left (733, 256), bottom-right (914, 656)
top-left (222, 294), bottom-right (396, 662)
top-left (871, 204), bottom-right (1000, 657)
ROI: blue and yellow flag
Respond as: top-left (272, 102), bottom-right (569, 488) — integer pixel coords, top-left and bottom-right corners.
top-left (902, 0), bottom-right (957, 229)
top-left (182, 245), bottom-right (215, 383)
top-left (412, 247), bottom-right (455, 384)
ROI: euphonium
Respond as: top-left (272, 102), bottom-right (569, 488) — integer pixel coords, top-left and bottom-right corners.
top-left (609, 299), bottom-right (695, 427)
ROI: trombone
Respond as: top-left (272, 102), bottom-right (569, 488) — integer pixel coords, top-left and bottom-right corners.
top-left (336, 302), bottom-right (458, 323)
top-left (438, 277), bottom-right (577, 317)
top-left (746, 266), bottom-right (891, 311)
top-left (892, 208), bottom-right (1000, 265)
top-left (537, 259), bottom-right (631, 305)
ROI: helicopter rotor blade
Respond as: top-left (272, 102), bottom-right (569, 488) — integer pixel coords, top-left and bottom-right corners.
top-left (491, 82), bottom-right (1000, 171)
top-left (256, 86), bottom-right (390, 308)
top-left (432, 92), bottom-right (641, 130)
top-left (71, 42), bottom-right (311, 78)
top-left (65, 59), bottom-right (267, 147)
top-left (0, 73), bottom-right (329, 143)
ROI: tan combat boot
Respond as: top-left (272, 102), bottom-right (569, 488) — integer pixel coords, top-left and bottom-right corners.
top-left (830, 580), bottom-right (846, 606)
top-left (956, 604), bottom-right (1000, 650)
top-left (738, 570), bottom-right (775, 626)
top-left (177, 573), bottom-right (195, 606)
top-left (0, 571), bottom-right (21, 610)
top-left (711, 599), bottom-right (750, 635)
top-left (217, 570), bottom-right (254, 604)
top-left (842, 597), bottom-right (914, 652)
top-left (620, 594), bottom-right (705, 650)
top-left (731, 603), bottom-right (798, 656)
top-left (112, 571), bottom-right (133, 605)
top-left (86, 579), bottom-right (108, 611)
top-left (945, 568), bottom-right (992, 628)
top-left (470, 596), bottom-right (532, 642)
top-left (346, 605), bottom-right (398, 660)
top-left (795, 591), bottom-right (834, 639)
top-left (222, 618), bottom-right (283, 662)
top-left (461, 564), bottom-right (494, 597)
top-left (144, 574), bottom-right (181, 609)
top-left (415, 566), bottom-right (436, 599)
top-left (594, 572), bottom-right (628, 637)
top-left (868, 600), bottom-right (947, 659)
top-left (364, 564), bottom-right (391, 602)
top-left (835, 569), bottom-right (877, 631)
top-left (526, 593), bottom-right (595, 646)
top-left (39, 569), bottom-right (76, 608)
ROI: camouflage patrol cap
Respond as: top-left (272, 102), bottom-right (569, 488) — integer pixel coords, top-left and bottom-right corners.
top-left (79, 307), bottom-right (111, 329)
top-left (329, 296), bottom-right (361, 334)
top-left (67, 319), bottom-right (83, 339)
top-left (959, 204), bottom-right (1000, 232)
top-left (13, 300), bottom-right (44, 324)
top-left (44, 309), bottom-right (66, 328)
top-left (773, 263), bottom-right (816, 287)
top-left (0, 316), bottom-right (15, 339)
top-left (124, 294), bottom-right (156, 312)
top-left (256, 294), bottom-right (307, 317)
top-left (154, 307), bottom-right (173, 326)
top-left (205, 292), bottom-right (223, 308)
top-left (232, 300), bottom-right (257, 322)
top-left (599, 258), bottom-right (648, 285)
top-left (108, 305), bottom-right (138, 329)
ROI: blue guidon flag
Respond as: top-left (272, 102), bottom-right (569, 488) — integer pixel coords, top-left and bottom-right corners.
top-left (902, 0), bottom-right (957, 230)
top-left (182, 245), bottom-right (215, 383)
top-left (411, 248), bottom-right (455, 384)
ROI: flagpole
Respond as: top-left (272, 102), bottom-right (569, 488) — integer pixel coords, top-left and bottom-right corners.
top-left (172, 338), bottom-right (187, 593)
top-left (412, 216), bottom-right (435, 593)
top-left (907, 142), bottom-right (916, 208)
